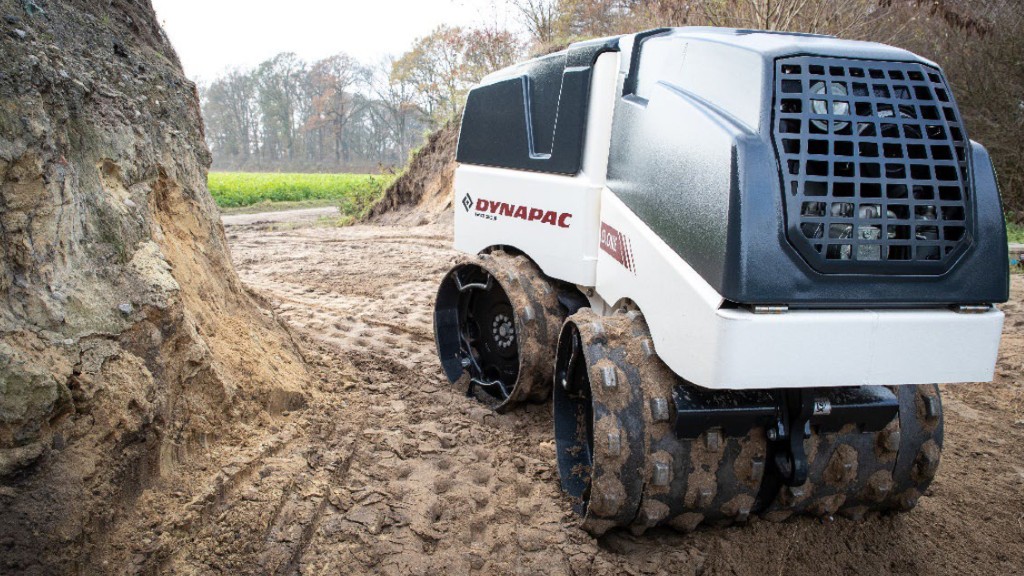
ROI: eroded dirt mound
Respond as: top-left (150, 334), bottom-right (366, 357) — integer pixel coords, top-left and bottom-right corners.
top-left (0, 0), bottom-right (306, 571)
top-left (368, 119), bottom-right (459, 226)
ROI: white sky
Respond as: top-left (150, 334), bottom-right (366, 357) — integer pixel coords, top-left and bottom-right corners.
top-left (152, 0), bottom-right (517, 82)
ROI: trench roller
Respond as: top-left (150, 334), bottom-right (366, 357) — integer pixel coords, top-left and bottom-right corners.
top-left (432, 27), bottom-right (1006, 536)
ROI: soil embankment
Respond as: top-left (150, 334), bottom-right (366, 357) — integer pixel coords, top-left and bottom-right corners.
top-left (367, 119), bottom-right (459, 226)
top-left (0, 1), bottom-right (306, 571)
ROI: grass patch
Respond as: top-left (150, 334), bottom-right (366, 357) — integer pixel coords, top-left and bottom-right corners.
top-left (1007, 222), bottom-right (1024, 245)
top-left (208, 172), bottom-right (393, 220)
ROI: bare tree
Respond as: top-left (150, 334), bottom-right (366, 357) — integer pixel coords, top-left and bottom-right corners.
top-left (370, 56), bottom-right (426, 164)
top-left (693, 0), bottom-right (911, 40)
top-left (201, 69), bottom-right (258, 160)
top-left (392, 25), bottom-right (523, 125)
top-left (307, 54), bottom-right (364, 164)
top-left (511, 0), bottom-right (561, 44)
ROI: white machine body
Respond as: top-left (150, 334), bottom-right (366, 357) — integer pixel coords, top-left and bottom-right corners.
top-left (452, 30), bottom-right (1006, 391)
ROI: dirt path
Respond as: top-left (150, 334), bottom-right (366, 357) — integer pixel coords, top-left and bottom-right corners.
top-left (220, 206), bottom-right (340, 227)
top-left (101, 220), bottom-right (1023, 575)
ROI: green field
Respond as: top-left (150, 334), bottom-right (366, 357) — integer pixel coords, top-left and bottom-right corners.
top-left (208, 172), bottom-right (394, 218)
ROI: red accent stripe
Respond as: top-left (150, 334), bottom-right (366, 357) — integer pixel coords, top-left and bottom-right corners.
top-left (600, 222), bottom-right (637, 275)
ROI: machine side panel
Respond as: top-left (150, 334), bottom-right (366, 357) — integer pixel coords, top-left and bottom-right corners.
top-left (595, 190), bottom-right (1005, 389)
top-left (454, 165), bottom-right (601, 286)
top-left (451, 53), bottom-right (620, 286)
top-left (606, 79), bottom-right (745, 292)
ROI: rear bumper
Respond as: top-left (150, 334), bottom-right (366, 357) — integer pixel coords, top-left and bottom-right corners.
top-left (699, 307), bottom-right (1004, 390)
top-left (596, 189), bottom-right (1005, 390)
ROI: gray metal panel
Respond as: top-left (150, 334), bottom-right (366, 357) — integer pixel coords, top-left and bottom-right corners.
top-left (605, 28), bottom-right (1009, 306)
top-left (456, 38), bottom-right (620, 175)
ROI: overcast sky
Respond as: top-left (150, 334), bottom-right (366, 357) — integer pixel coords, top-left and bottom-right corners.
top-left (151, 0), bottom-right (516, 82)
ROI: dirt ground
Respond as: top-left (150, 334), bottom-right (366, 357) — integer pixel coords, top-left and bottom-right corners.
top-left (100, 214), bottom-right (1023, 575)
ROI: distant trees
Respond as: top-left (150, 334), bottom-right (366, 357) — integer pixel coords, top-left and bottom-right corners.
top-left (392, 25), bottom-right (521, 122)
top-left (200, 26), bottom-right (520, 173)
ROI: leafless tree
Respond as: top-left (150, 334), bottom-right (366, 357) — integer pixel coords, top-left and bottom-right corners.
top-left (511, 0), bottom-right (561, 44)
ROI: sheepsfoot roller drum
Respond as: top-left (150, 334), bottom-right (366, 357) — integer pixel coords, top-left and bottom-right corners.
top-left (553, 310), bottom-right (944, 535)
top-left (434, 251), bottom-right (567, 411)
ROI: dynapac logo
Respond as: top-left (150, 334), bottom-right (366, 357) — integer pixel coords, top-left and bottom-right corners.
top-left (600, 222), bottom-right (636, 274)
top-left (468, 196), bottom-right (573, 228)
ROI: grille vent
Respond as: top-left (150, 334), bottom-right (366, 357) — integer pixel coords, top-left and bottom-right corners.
top-left (772, 56), bottom-right (971, 274)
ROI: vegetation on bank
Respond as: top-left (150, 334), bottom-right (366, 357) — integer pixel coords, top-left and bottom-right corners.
top-left (208, 172), bottom-right (394, 219)
top-left (1008, 222), bottom-right (1024, 245)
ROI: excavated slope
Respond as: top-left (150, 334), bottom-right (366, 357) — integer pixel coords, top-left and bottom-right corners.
top-left (0, 0), bottom-right (307, 571)
top-left (368, 119), bottom-right (459, 226)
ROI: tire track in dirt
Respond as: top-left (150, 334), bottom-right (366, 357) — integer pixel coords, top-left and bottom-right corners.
top-left (222, 220), bottom-right (1024, 575)
top-left (92, 218), bottom-right (1024, 575)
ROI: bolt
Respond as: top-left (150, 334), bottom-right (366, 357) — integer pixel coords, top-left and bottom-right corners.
top-left (916, 445), bottom-right (941, 478)
top-left (650, 397), bottom-right (670, 422)
top-left (601, 366), bottom-right (618, 390)
top-left (767, 428), bottom-right (779, 441)
top-left (652, 461), bottom-right (671, 486)
top-left (705, 429), bottom-right (722, 452)
top-left (638, 505), bottom-right (665, 526)
top-left (461, 357), bottom-right (472, 368)
top-left (607, 431), bottom-right (621, 456)
top-left (867, 473), bottom-right (893, 502)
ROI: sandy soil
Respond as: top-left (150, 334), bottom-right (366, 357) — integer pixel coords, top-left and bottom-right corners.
top-left (101, 216), bottom-right (1023, 575)
top-left (220, 206), bottom-right (340, 227)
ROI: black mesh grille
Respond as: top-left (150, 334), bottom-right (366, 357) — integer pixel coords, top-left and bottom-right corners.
top-left (772, 56), bottom-right (971, 274)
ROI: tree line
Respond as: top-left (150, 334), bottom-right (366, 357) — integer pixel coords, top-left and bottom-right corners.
top-left (199, 0), bottom-right (1022, 220)
top-left (199, 28), bottom-right (519, 174)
